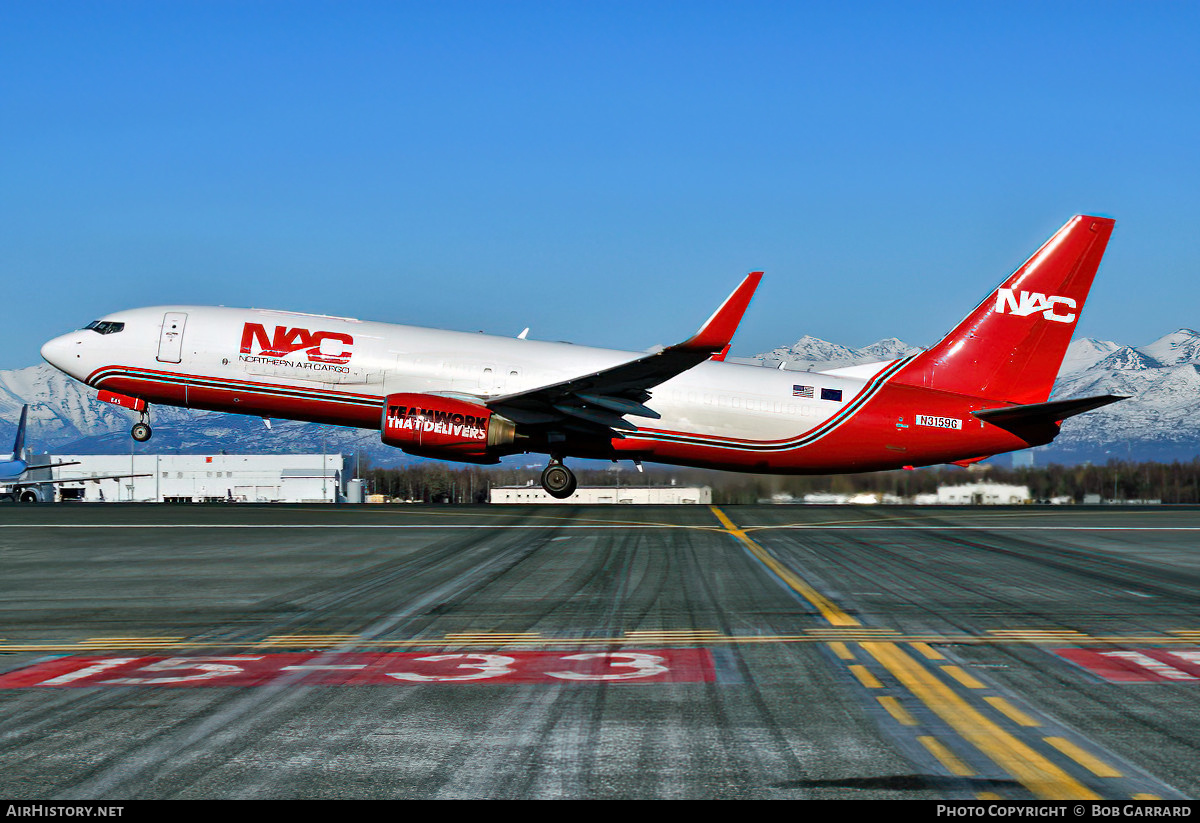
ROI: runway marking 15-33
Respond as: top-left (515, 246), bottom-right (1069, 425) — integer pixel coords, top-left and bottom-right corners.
top-left (0, 650), bottom-right (715, 688)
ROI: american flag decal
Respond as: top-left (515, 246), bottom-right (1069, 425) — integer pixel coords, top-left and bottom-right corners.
top-left (792, 384), bottom-right (814, 398)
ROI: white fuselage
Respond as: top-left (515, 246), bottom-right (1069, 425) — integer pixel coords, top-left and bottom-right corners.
top-left (42, 305), bottom-right (877, 459)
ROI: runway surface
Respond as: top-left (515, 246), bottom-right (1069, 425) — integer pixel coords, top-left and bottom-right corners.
top-left (0, 503), bottom-right (1198, 800)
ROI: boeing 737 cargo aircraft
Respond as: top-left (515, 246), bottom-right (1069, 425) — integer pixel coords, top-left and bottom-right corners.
top-left (41, 215), bottom-right (1124, 498)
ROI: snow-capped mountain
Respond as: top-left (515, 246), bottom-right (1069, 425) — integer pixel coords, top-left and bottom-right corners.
top-left (1045, 331), bottom-right (1200, 463)
top-left (2, 328), bottom-right (1198, 465)
top-left (1140, 329), bottom-right (1200, 367)
top-left (0, 364), bottom-right (194, 447)
top-left (749, 335), bottom-right (922, 371)
top-left (0, 363), bottom-right (401, 464)
top-left (1057, 338), bottom-right (1122, 377)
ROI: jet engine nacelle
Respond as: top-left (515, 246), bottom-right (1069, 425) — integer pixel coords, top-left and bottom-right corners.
top-left (381, 393), bottom-right (516, 462)
top-left (16, 487), bottom-right (44, 503)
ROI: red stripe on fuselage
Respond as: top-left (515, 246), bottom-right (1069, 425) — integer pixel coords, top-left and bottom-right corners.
top-left (89, 365), bottom-right (385, 429)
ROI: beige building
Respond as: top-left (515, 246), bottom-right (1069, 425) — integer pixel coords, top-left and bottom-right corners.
top-left (935, 482), bottom-right (1031, 505)
top-left (47, 454), bottom-right (345, 503)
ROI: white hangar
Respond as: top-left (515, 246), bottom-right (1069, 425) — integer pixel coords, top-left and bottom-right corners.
top-left (43, 453), bottom-right (345, 503)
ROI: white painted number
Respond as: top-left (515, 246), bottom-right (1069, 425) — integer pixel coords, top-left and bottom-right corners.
top-left (386, 653), bottom-right (517, 682)
top-left (100, 656), bottom-right (264, 685)
top-left (38, 658), bottom-right (139, 686)
top-left (547, 653), bottom-right (669, 681)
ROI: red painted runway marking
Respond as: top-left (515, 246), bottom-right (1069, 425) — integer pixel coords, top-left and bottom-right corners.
top-left (1055, 648), bottom-right (1200, 683)
top-left (0, 650), bottom-right (715, 688)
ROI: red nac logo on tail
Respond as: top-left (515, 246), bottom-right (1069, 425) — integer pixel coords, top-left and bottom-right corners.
top-left (993, 288), bottom-right (1076, 324)
top-left (239, 323), bottom-right (354, 364)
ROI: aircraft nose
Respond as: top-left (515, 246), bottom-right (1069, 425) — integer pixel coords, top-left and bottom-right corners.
top-left (41, 333), bottom-right (81, 373)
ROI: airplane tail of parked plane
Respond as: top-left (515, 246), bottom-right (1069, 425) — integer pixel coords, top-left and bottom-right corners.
top-left (895, 215), bottom-right (1115, 405)
top-left (8, 405), bottom-right (27, 462)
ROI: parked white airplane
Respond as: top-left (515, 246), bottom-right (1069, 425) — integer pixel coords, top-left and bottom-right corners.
top-left (0, 405), bottom-right (148, 502)
top-left (41, 215), bottom-right (1124, 498)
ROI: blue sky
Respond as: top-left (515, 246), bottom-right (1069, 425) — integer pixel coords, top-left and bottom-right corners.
top-left (3, 1), bottom-right (1198, 370)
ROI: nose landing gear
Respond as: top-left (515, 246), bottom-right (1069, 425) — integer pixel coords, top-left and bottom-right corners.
top-left (131, 407), bottom-right (152, 442)
top-left (540, 459), bottom-right (577, 499)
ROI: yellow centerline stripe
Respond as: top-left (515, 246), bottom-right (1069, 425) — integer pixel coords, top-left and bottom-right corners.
top-left (912, 642), bottom-right (945, 661)
top-left (1044, 737), bottom-right (1123, 778)
top-left (710, 506), bottom-right (859, 627)
top-left (941, 665), bottom-right (986, 690)
top-left (918, 736), bottom-right (976, 777)
top-left (877, 696), bottom-right (917, 726)
top-left (862, 641), bottom-right (1099, 800)
top-left (848, 665), bottom-right (884, 689)
top-left (984, 697), bottom-right (1041, 728)
top-left (827, 641), bottom-right (854, 660)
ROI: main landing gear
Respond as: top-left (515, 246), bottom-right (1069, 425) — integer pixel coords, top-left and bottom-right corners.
top-left (540, 459), bottom-right (577, 499)
top-left (131, 407), bottom-right (152, 442)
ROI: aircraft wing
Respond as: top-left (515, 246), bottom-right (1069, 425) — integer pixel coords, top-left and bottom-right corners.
top-left (487, 272), bottom-right (762, 435)
top-left (1, 472), bottom-right (153, 490)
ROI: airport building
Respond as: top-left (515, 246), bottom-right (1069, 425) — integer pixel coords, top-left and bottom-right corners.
top-left (44, 454), bottom-right (346, 503)
top-left (490, 484), bottom-right (712, 505)
top-left (932, 482), bottom-right (1031, 505)
top-left (767, 483), bottom-right (1038, 505)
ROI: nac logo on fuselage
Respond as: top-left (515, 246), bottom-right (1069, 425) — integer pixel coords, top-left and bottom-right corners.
top-left (239, 323), bottom-right (354, 365)
top-left (993, 289), bottom-right (1076, 324)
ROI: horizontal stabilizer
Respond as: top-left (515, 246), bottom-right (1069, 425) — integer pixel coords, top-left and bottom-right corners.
top-left (972, 394), bottom-right (1127, 428)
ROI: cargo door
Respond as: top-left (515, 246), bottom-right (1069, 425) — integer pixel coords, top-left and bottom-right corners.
top-left (157, 312), bottom-right (188, 363)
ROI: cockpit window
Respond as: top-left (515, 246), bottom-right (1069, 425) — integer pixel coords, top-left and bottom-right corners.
top-left (84, 321), bottom-right (125, 335)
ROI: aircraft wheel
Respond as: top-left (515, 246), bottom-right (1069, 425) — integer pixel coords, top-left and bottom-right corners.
top-left (131, 422), bottom-right (153, 442)
top-left (540, 462), bottom-right (577, 499)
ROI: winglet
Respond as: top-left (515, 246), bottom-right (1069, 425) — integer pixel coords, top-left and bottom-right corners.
top-left (681, 272), bottom-right (763, 352)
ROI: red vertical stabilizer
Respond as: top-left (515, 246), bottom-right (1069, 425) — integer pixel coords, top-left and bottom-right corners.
top-left (895, 215), bottom-right (1115, 405)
